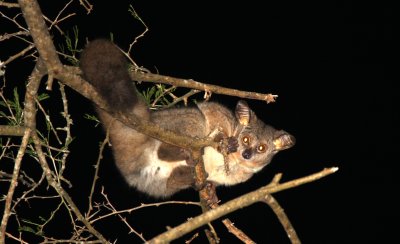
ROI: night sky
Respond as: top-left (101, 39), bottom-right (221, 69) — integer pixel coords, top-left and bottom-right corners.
top-left (3, 1), bottom-right (397, 243)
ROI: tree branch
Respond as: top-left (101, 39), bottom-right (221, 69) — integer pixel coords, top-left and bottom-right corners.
top-left (131, 71), bottom-right (278, 103)
top-left (0, 128), bottom-right (31, 244)
top-left (18, 0), bottom-right (63, 90)
top-left (15, 1), bottom-right (210, 242)
top-left (0, 125), bottom-right (26, 136)
top-left (56, 66), bottom-right (217, 153)
top-left (18, 0), bottom-right (106, 237)
top-left (0, 2), bottom-right (19, 8)
top-left (22, 57), bottom-right (108, 242)
top-left (147, 167), bottom-right (338, 243)
top-left (263, 194), bottom-right (300, 244)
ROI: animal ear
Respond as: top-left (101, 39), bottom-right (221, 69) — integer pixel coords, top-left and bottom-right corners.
top-left (273, 130), bottom-right (296, 151)
top-left (235, 100), bottom-right (252, 126)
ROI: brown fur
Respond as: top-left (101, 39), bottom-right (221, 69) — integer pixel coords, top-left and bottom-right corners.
top-left (80, 39), bottom-right (295, 198)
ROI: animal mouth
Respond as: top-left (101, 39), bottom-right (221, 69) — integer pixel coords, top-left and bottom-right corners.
top-left (227, 152), bottom-right (260, 173)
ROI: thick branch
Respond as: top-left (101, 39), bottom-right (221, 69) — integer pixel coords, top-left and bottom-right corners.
top-left (18, 0), bottom-right (63, 87)
top-left (147, 167), bottom-right (338, 243)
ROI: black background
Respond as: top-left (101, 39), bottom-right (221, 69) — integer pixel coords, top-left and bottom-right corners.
top-left (2, 0), bottom-right (398, 243)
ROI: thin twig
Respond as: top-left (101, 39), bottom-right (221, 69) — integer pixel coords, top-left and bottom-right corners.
top-left (4, 233), bottom-right (29, 244)
top-left (78, 0), bottom-right (93, 14)
top-left (0, 44), bottom-right (34, 67)
top-left (127, 5), bottom-right (148, 56)
top-left (0, 128), bottom-right (31, 244)
top-left (0, 30), bottom-right (30, 42)
top-left (12, 172), bottom-right (47, 210)
top-left (90, 199), bottom-right (200, 224)
top-left (87, 132), bottom-right (110, 213)
top-left (35, 96), bottom-right (62, 144)
top-left (57, 82), bottom-right (73, 177)
top-left (0, 2), bottom-right (20, 8)
top-left (0, 10), bottom-right (28, 31)
top-left (47, 0), bottom-right (74, 31)
top-left (99, 188), bottom-right (147, 242)
top-left (166, 89), bottom-right (201, 108)
top-left (150, 85), bottom-right (176, 107)
top-left (31, 132), bottom-right (108, 242)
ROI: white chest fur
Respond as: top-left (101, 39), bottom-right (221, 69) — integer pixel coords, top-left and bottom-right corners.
top-left (132, 142), bottom-right (187, 196)
top-left (141, 145), bottom-right (187, 179)
top-left (203, 146), bottom-right (254, 186)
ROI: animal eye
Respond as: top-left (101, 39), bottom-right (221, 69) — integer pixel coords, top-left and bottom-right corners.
top-left (257, 144), bottom-right (267, 153)
top-left (242, 136), bottom-right (251, 145)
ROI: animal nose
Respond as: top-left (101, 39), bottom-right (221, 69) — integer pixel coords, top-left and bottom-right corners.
top-left (242, 148), bottom-right (253, 159)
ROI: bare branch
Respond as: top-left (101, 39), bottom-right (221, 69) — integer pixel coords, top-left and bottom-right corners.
top-left (0, 2), bottom-right (19, 8)
top-left (98, 189), bottom-right (147, 242)
top-left (78, 0), bottom-right (93, 14)
top-left (47, 0), bottom-right (74, 32)
top-left (31, 117), bottom-right (108, 242)
top-left (165, 89), bottom-right (201, 108)
top-left (87, 133), bottom-right (110, 213)
top-left (221, 219), bottom-right (255, 244)
top-left (0, 44), bottom-right (34, 66)
top-left (126, 5), bottom-right (148, 57)
top-left (0, 128), bottom-right (31, 243)
top-left (0, 9), bottom-right (28, 32)
top-left (5, 7), bottom-right (107, 238)
top-left (4, 233), bottom-right (29, 244)
top-left (90, 198), bottom-right (200, 224)
top-left (18, 0), bottom-right (63, 89)
top-left (200, 180), bottom-right (255, 243)
top-left (0, 30), bottom-right (30, 42)
top-left (148, 167), bottom-right (338, 243)
top-left (263, 194), bottom-right (301, 244)
top-left (131, 71), bottom-right (278, 103)
top-left (0, 125), bottom-right (26, 136)
top-left (57, 82), bottom-right (73, 177)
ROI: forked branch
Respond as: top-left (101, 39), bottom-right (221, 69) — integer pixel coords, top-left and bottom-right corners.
top-left (148, 167), bottom-right (338, 243)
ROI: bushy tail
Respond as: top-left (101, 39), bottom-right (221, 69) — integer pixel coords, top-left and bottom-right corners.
top-left (80, 39), bottom-right (140, 112)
